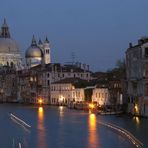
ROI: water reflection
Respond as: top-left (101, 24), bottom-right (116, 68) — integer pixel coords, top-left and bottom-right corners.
top-left (37, 106), bottom-right (46, 148)
top-left (88, 113), bottom-right (99, 148)
top-left (133, 116), bottom-right (140, 127)
top-left (59, 106), bottom-right (64, 118)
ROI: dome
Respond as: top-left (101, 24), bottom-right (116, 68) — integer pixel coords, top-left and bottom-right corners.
top-left (0, 38), bottom-right (20, 53)
top-left (25, 45), bottom-right (43, 58)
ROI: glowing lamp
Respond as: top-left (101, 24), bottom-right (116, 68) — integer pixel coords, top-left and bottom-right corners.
top-left (38, 98), bottom-right (43, 105)
top-left (89, 103), bottom-right (95, 109)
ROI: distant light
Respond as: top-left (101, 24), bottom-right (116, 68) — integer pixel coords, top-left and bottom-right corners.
top-left (89, 103), bottom-right (95, 109)
top-left (134, 104), bottom-right (139, 113)
top-left (59, 95), bottom-right (64, 102)
top-left (38, 98), bottom-right (43, 105)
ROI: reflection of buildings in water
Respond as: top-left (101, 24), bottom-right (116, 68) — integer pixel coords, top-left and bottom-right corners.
top-left (37, 107), bottom-right (46, 148)
top-left (59, 106), bottom-right (64, 118)
top-left (88, 113), bottom-right (99, 148)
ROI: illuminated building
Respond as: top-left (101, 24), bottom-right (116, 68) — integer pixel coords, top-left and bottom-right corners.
top-left (50, 78), bottom-right (87, 105)
top-left (126, 37), bottom-right (148, 116)
top-left (92, 87), bottom-right (110, 106)
top-left (0, 19), bottom-right (23, 70)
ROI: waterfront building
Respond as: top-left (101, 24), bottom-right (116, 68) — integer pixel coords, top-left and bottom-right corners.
top-left (50, 78), bottom-right (88, 105)
top-left (126, 37), bottom-right (148, 116)
top-left (0, 66), bottom-right (17, 102)
top-left (18, 63), bottom-right (92, 104)
top-left (92, 86), bottom-right (110, 106)
top-left (0, 19), bottom-right (23, 70)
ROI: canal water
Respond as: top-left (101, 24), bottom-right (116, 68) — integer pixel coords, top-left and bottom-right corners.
top-left (0, 104), bottom-right (146, 148)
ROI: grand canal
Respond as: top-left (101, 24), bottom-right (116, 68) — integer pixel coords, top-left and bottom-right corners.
top-left (0, 104), bottom-right (147, 148)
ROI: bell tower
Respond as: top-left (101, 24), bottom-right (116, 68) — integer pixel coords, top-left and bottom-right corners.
top-left (43, 37), bottom-right (51, 64)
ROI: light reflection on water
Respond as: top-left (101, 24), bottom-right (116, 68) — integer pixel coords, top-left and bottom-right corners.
top-left (88, 113), bottom-right (100, 148)
top-left (133, 116), bottom-right (140, 128)
top-left (37, 106), bottom-right (47, 148)
top-left (59, 106), bottom-right (64, 118)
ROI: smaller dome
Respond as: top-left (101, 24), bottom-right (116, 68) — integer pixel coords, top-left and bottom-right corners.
top-left (25, 35), bottom-right (43, 58)
top-left (25, 46), bottom-right (43, 58)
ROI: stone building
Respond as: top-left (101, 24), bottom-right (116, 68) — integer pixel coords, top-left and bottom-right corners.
top-left (18, 63), bottom-right (92, 104)
top-left (0, 19), bottom-right (23, 70)
top-left (126, 37), bottom-right (148, 116)
top-left (0, 66), bottom-right (18, 102)
top-left (50, 78), bottom-right (89, 105)
top-left (92, 86), bottom-right (110, 106)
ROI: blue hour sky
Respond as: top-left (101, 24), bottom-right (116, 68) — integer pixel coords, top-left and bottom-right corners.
top-left (0, 0), bottom-right (148, 71)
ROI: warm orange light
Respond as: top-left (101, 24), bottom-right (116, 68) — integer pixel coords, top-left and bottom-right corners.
top-left (59, 95), bottom-right (64, 102)
top-left (133, 116), bottom-right (140, 125)
top-left (38, 98), bottom-right (43, 105)
top-left (134, 104), bottom-right (139, 113)
top-left (39, 106), bottom-right (43, 113)
top-left (89, 103), bottom-right (95, 109)
top-left (88, 113), bottom-right (99, 147)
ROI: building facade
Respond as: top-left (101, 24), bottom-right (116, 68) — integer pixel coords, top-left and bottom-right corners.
top-left (92, 87), bottom-right (110, 106)
top-left (18, 63), bottom-right (92, 104)
top-left (126, 37), bottom-right (148, 116)
top-left (50, 78), bottom-right (88, 105)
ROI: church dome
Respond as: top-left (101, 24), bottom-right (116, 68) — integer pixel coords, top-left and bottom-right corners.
top-left (25, 46), bottom-right (43, 58)
top-left (0, 38), bottom-right (20, 53)
top-left (25, 35), bottom-right (43, 58)
top-left (0, 19), bottom-right (20, 54)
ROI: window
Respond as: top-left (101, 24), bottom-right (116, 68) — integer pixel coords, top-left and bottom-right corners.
top-left (145, 48), bottom-right (148, 57)
top-left (46, 50), bottom-right (49, 54)
top-left (144, 83), bottom-right (148, 96)
top-left (47, 80), bottom-right (50, 86)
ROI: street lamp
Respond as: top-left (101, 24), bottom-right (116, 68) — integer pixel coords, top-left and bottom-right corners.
top-left (38, 98), bottom-right (43, 105)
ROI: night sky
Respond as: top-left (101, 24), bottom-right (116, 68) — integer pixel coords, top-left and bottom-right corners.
top-left (0, 0), bottom-right (148, 71)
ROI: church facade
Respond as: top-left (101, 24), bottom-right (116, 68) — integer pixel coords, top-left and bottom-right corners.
top-left (0, 19), bottom-right (23, 70)
top-left (25, 35), bottom-right (51, 68)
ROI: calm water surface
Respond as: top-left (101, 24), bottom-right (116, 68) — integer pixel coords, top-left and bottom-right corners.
top-left (0, 104), bottom-right (147, 148)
